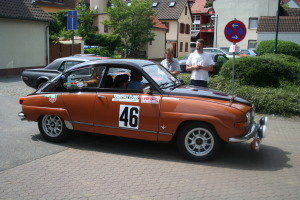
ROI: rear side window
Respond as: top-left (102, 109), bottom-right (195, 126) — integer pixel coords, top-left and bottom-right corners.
top-left (58, 61), bottom-right (83, 71)
top-left (63, 65), bottom-right (106, 89)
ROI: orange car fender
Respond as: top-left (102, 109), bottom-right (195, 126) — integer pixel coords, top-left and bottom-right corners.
top-left (158, 112), bottom-right (234, 142)
top-left (22, 105), bottom-right (71, 122)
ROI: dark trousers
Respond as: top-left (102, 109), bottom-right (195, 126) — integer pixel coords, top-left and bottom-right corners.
top-left (190, 79), bottom-right (208, 87)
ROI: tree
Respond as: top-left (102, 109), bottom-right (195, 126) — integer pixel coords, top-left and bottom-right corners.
top-left (105, 0), bottom-right (155, 57)
top-left (49, 0), bottom-right (97, 40)
top-left (76, 0), bottom-right (98, 38)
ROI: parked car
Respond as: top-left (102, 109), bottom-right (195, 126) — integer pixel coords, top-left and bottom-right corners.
top-left (239, 49), bottom-right (257, 56)
top-left (21, 56), bottom-right (106, 89)
top-left (19, 59), bottom-right (267, 161)
top-left (178, 52), bottom-right (228, 74)
top-left (203, 48), bottom-right (240, 58)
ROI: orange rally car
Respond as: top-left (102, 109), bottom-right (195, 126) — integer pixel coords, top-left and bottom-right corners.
top-left (19, 59), bottom-right (268, 161)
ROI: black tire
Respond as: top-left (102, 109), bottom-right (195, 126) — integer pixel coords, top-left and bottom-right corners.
top-left (177, 122), bottom-right (222, 161)
top-left (38, 115), bottom-right (68, 142)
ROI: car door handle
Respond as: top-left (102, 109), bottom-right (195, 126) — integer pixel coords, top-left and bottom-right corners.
top-left (97, 95), bottom-right (106, 99)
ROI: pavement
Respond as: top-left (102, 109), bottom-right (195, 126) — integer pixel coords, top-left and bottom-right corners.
top-left (0, 76), bottom-right (300, 200)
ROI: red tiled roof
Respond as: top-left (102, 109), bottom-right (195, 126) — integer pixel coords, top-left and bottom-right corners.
top-left (257, 16), bottom-right (300, 32)
top-left (0, 0), bottom-right (51, 22)
top-left (281, 0), bottom-right (300, 5)
top-left (34, 0), bottom-right (76, 9)
top-left (191, 0), bottom-right (208, 14)
top-left (151, 16), bottom-right (168, 30)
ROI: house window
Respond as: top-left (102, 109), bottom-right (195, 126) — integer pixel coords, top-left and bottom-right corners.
top-left (180, 42), bottom-right (183, 52)
top-left (192, 24), bottom-right (200, 31)
top-left (193, 15), bottom-right (200, 21)
top-left (180, 23), bottom-right (185, 33)
top-left (104, 25), bottom-right (108, 33)
top-left (152, 2), bottom-right (158, 7)
top-left (185, 6), bottom-right (187, 15)
top-left (169, 2), bottom-right (176, 7)
top-left (163, 22), bottom-right (169, 33)
top-left (185, 24), bottom-right (190, 34)
top-left (185, 42), bottom-right (188, 52)
top-left (248, 40), bottom-right (257, 49)
top-left (249, 18), bottom-right (258, 29)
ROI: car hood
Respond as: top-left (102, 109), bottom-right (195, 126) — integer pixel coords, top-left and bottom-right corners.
top-left (164, 85), bottom-right (251, 106)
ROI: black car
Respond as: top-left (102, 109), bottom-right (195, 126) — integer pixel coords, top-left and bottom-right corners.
top-left (22, 56), bottom-right (105, 89)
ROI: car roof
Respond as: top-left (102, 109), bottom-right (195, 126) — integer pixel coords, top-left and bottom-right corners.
top-left (66, 59), bottom-right (156, 73)
top-left (55, 56), bottom-right (103, 62)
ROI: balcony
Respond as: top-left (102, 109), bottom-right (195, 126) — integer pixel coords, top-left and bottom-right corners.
top-left (200, 23), bottom-right (214, 32)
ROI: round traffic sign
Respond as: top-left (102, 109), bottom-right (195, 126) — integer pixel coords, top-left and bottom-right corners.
top-left (224, 20), bottom-right (247, 43)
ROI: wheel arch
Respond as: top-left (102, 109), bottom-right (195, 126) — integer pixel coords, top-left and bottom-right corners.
top-left (171, 120), bottom-right (220, 143)
top-left (35, 77), bottom-right (49, 88)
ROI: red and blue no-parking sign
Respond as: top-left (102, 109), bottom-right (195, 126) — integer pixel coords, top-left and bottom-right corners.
top-left (224, 20), bottom-right (246, 43)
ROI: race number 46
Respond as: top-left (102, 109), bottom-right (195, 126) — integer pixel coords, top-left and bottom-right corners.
top-left (119, 105), bottom-right (140, 129)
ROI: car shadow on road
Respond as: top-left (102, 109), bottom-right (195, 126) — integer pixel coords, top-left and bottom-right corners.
top-left (31, 131), bottom-right (291, 171)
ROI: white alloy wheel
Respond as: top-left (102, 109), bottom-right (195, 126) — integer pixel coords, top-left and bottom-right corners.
top-left (42, 115), bottom-right (63, 137)
top-left (38, 115), bottom-right (68, 142)
top-left (184, 128), bottom-right (214, 157)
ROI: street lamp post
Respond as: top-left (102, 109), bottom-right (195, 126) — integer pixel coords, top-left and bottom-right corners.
top-left (211, 15), bottom-right (218, 48)
top-left (274, 0), bottom-right (281, 54)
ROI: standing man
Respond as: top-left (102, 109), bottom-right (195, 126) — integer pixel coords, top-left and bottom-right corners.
top-left (161, 48), bottom-right (181, 76)
top-left (186, 39), bottom-right (214, 87)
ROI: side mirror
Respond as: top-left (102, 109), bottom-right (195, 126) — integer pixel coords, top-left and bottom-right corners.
top-left (143, 86), bottom-right (152, 94)
top-left (178, 79), bottom-right (184, 84)
top-left (60, 75), bottom-right (66, 80)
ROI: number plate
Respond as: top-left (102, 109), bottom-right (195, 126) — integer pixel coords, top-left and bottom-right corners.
top-left (119, 105), bottom-right (140, 129)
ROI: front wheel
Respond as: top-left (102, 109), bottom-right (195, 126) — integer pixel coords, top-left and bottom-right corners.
top-left (38, 115), bottom-right (68, 142)
top-left (177, 122), bottom-right (222, 161)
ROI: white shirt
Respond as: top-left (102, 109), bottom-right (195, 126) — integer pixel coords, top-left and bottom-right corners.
top-left (186, 51), bottom-right (215, 81)
top-left (160, 58), bottom-right (181, 72)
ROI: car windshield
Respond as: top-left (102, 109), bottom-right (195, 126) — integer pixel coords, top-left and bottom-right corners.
top-left (143, 64), bottom-right (180, 89)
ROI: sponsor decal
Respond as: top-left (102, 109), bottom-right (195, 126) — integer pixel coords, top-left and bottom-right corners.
top-left (141, 96), bottom-right (160, 104)
top-left (76, 82), bottom-right (84, 88)
top-left (112, 94), bottom-right (139, 102)
top-left (44, 94), bottom-right (58, 103)
top-left (163, 97), bottom-right (179, 100)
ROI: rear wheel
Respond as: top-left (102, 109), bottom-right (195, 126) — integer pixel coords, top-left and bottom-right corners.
top-left (177, 122), bottom-right (222, 161)
top-left (38, 115), bottom-right (68, 142)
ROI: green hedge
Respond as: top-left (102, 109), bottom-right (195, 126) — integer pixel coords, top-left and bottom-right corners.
top-left (256, 40), bottom-right (300, 58)
top-left (85, 33), bottom-right (122, 55)
top-left (220, 54), bottom-right (300, 87)
top-left (84, 47), bottom-right (111, 57)
top-left (209, 76), bottom-right (300, 116)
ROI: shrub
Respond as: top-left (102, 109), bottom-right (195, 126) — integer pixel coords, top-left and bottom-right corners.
top-left (256, 40), bottom-right (300, 58)
top-left (85, 33), bottom-right (122, 54)
top-left (84, 47), bottom-right (111, 57)
top-left (177, 73), bottom-right (191, 84)
top-left (209, 76), bottom-right (300, 116)
top-left (220, 55), bottom-right (300, 87)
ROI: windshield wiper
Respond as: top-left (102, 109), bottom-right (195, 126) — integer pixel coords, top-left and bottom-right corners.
top-left (159, 82), bottom-right (175, 89)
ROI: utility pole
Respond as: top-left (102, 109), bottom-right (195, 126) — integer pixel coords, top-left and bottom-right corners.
top-left (274, 0), bottom-right (281, 54)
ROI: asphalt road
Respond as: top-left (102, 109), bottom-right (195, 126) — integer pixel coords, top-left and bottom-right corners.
top-left (0, 77), bottom-right (67, 171)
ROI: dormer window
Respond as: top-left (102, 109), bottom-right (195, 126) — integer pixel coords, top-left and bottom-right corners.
top-left (169, 2), bottom-right (176, 7)
top-left (152, 2), bottom-right (158, 7)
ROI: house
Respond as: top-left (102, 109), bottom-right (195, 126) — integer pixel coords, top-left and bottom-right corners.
top-left (190, 0), bottom-right (215, 47)
top-left (213, 0), bottom-right (278, 49)
top-left (282, 0), bottom-right (300, 8)
top-left (32, 0), bottom-right (76, 12)
top-left (146, 16), bottom-right (168, 59)
top-left (85, 0), bottom-right (169, 59)
top-left (0, 0), bottom-right (51, 76)
top-left (152, 0), bottom-right (193, 57)
top-left (257, 8), bottom-right (300, 44)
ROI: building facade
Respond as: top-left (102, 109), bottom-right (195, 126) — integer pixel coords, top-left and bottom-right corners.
top-left (0, 0), bottom-right (51, 76)
top-left (213, 0), bottom-right (278, 49)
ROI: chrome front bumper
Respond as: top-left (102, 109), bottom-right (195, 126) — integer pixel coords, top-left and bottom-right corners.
top-left (229, 117), bottom-right (268, 151)
top-left (18, 112), bottom-right (26, 120)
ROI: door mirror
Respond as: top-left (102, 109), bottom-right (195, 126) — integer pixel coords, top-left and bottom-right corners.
top-left (143, 86), bottom-right (152, 94)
